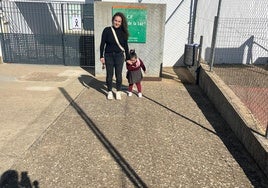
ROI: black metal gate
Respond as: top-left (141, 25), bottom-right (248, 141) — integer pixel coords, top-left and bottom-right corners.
top-left (0, 1), bottom-right (95, 66)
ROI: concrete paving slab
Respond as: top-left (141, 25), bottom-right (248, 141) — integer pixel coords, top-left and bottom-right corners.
top-left (0, 63), bottom-right (89, 173)
top-left (0, 64), bottom-right (267, 187)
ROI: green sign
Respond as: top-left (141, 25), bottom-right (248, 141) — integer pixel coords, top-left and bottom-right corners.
top-left (113, 6), bottom-right (147, 43)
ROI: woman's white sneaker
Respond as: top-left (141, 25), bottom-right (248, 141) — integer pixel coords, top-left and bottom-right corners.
top-left (116, 91), bottom-right (121, 100)
top-left (107, 91), bottom-right (113, 100)
top-left (138, 93), bottom-right (142, 98)
top-left (128, 92), bottom-right (132, 96)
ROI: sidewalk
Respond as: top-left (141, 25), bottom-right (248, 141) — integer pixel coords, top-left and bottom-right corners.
top-left (0, 63), bottom-right (267, 187)
top-left (0, 63), bottom-right (88, 172)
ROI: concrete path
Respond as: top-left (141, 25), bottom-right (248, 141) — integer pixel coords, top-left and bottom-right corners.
top-left (0, 64), bottom-right (267, 187)
top-left (0, 64), bottom-right (88, 172)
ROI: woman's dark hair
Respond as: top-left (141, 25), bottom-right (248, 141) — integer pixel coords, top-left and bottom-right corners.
top-left (112, 12), bottom-right (129, 39)
top-left (129, 49), bottom-right (137, 59)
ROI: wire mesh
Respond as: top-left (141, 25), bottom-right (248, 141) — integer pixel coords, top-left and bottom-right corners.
top-left (213, 64), bottom-right (268, 134)
top-left (212, 17), bottom-right (268, 134)
top-left (215, 18), bottom-right (268, 65)
top-left (194, 0), bottom-right (268, 135)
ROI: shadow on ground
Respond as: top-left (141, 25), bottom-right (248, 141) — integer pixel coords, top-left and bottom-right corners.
top-left (0, 170), bottom-right (39, 188)
top-left (71, 67), bottom-right (268, 187)
top-left (78, 74), bottom-right (130, 96)
top-left (59, 87), bottom-right (148, 188)
top-left (163, 66), bottom-right (268, 186)
top-left (81, 66), bottom-right (95, 76)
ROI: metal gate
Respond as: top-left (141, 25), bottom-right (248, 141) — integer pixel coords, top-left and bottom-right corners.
top-left (0, 1), bottom-right (95, 66)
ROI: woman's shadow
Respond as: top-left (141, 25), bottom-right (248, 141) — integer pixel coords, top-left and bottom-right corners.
top-left (78, 75), bottom-right (107, 96)
top-left (78, 75), bottom-right (128, 96)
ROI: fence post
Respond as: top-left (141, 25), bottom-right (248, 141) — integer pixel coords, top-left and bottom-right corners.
top-left (197, 35), bottom-right (203, 67)
top-left (209, 16), bottom-right (218, 71)
top-left (0, 3), bottom-right (6, 63)
top-left (188, 0), bottom-right (198, 44)
top-left (196, 35), bottom-right (203, 85)
top-left (61, 3), bottom-right (66, 66)
top-left (209, 0), bottom-right (222, 71)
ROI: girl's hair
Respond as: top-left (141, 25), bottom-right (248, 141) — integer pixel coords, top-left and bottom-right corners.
top-left (129, 49), bottom-right (137, 59)
top-left (112, 12), bottom-right (129, 40)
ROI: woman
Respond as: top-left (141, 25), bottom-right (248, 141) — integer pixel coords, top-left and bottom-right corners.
top-left (100, 12), bottom-right (130, 100)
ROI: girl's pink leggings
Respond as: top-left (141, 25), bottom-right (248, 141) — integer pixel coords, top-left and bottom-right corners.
top-left (128, 82), bottom-right (141, 92)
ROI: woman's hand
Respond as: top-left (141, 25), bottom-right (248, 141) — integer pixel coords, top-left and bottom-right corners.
top-left (100, 58), bottom-right (105, 69)
top-left (100, 57), bottom-right (105, 64)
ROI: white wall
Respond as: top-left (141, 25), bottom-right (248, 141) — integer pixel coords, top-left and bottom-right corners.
top-left (162, 0), bottom-right (191, 66)
top-left (193, 0), bottom-right (218, 63)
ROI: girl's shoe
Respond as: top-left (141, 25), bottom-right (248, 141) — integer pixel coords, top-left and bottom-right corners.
top-left (138, 93), bottom-right (142, 98)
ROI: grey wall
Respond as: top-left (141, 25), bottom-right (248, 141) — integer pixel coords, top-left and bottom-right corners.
top-left (94, 2), bottom-right (166, 77)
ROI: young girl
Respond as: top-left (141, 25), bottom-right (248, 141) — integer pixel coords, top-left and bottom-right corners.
top-left (126, 49), bottom-right (146, 97)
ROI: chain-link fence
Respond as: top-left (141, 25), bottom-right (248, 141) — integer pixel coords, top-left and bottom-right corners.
top-left (214, 18), bottom-right (268, 65)
top-left (213, 64), bottom-right (268, 134)
top-left (195, 0), bottom-right (268, 136)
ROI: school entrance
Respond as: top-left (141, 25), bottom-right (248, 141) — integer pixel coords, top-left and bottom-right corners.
top-left (0, 1), bottom-right (95, 67)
